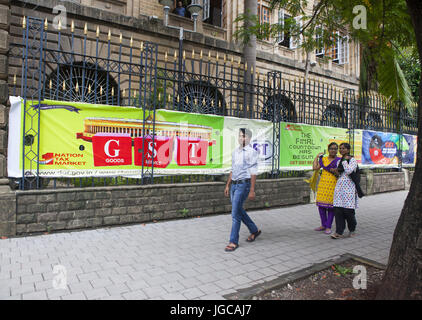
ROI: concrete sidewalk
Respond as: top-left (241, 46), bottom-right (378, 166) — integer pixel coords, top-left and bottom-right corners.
top-left (0, 190), bottom-right (407, 300)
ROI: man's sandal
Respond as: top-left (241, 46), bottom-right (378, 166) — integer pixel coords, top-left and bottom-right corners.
top-left (224, 244), bottom-right (239, 252)
top-left (246, 230), bottom-right (261, 242)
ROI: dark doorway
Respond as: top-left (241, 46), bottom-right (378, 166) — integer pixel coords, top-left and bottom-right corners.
top-left (203, 0), bottom-right (222, 28)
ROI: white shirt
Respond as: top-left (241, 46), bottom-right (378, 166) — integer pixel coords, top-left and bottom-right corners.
top-left (231, 144), bottom-right (259, 181)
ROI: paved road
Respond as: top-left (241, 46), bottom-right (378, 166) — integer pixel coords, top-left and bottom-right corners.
top-left (0, 190), bottom-right (407, 300)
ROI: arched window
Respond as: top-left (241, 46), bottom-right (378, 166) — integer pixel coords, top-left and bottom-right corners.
top-left (365, 111), bottom-right (383, 130)
top-left (321, 104), bottom-right (344, 127)
top-left (178, 81), bottom-right (226, 115)
top-left (261, 94), bottom-right (296, 122)
top-left (44, 62), bottom-right (120, 105)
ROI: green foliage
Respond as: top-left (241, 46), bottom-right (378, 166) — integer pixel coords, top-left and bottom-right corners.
top-left (235, 0), bottom-right (344, 52)
top-left (377, 48), bottom-right (415, 107)
top-left (332, 264), bottom-right (353, 276)
top-left (397, 47), bottom-right (421, 102)
top-left (180, 208), bottom-right (189, 218)
top-left (235, 0), bottom-right (417, 111)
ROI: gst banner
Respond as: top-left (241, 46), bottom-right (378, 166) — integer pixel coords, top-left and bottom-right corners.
top-left (361, 130), bottom-right (417, 166)
top-left (222, 117), bottom-right (273, 173)
top-left (8, 97), bottom-right (416, 177)
top-left (8, 97), bottom-right (274, 177)
top-left (279, 123), bottom-right (362, 170)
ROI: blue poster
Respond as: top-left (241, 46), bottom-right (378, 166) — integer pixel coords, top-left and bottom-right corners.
top-left (362, 130), bottom-right (416, 165)
top-left (402, 134), bottom-right (417, 165)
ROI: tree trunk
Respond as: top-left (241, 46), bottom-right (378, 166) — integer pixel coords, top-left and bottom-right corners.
top-left (243, 0), bottom-right (257, 118)
top-left (376, 0), bottom-right (422, 299)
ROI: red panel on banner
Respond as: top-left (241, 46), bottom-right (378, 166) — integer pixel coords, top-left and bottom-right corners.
top-left (134, 136), bottom-right (174, 168)
top-left (176, 137), bottom-right (209, 166)
top-left (92, 134), bottom-right (132, 167)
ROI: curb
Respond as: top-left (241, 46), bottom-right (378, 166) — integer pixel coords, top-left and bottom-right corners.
top-left (224, 253), bottom-right (387, 300)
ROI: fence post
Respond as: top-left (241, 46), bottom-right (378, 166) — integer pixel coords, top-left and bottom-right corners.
top-left (268, 71), bottom-right (281, 178)
top-left (21, 17), bottom-right (45, 190)
top-left (396, 100), bottom-right (403, 172)
top-left (344, 88), bottom-right (356, 155)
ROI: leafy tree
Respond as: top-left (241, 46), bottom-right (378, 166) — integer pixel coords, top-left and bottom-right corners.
top-left (376, 0), bottom-right (422, 299)
top-left (235, 0), bottom-right (416, 108)
top-left (236, 0), bottom-right (422, 299)
top-left (397, 47), bottom-right (421, 102)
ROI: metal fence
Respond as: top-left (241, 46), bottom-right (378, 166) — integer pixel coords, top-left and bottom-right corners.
top-left (8, 17), bottom-right (418, 190)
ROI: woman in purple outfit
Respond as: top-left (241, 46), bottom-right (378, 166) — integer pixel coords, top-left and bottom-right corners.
top-left (312, 142), bottom-right (341, 234)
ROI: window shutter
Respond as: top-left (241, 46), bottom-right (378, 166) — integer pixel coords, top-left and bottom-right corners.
top-left (315, 26), bottom-right (324, 56)
top-left (277, 9), bottom-right (285, 43)
top-left (290, 16), bottom-right (302, 49)
top-left (332, 31), bottom-right (340, 62)
top-left (339, 35), bottom-right (349, 65)
top-left (203, 0), bottom-right (210, 21)
top-left (298, 16), bottom-right (303, 47)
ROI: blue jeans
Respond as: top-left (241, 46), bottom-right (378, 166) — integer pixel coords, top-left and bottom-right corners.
top-left (229, 181), bottom-right (258, 245)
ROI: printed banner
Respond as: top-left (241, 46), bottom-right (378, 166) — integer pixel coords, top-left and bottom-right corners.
top-left (402, 134), bottom-right (418, 166)
top-left (362, 130), bottom-right (417, 166)
top-left (8, 97), bottom-right (417, 178)
top-left (222, 117), bottom-right (273, 174)
top-left (8, 97), bottom-right (274, 177)
top-left (279, 123), bottom-right (356, 170)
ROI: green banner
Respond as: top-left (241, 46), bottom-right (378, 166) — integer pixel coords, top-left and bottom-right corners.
top-left (8, 98), bottom-right (273, 177)
top-left (10, 98), bottom-right (228, 177)
top-left (8, 97), bottom-right (414, 177)
top-left (279, 122), bottom-right (356, 169)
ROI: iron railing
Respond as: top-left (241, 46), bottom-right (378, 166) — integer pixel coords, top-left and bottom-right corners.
top-left (8, 17), bottom-right (418, 190)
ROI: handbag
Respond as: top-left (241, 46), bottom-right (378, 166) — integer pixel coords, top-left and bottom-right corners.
top-left (338, 157), bottom-right (365, 198)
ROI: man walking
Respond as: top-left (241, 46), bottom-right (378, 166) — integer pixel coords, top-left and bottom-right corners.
top-left (224, 128), bottom-right (261, 252)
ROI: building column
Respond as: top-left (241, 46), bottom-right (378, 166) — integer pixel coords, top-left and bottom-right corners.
top-left (0, 0), bottom-right (15, 238)
top-left (0, 0), bottom-right (10, 180)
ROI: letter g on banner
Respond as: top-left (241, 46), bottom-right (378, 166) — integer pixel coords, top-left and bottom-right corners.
top-left (104, 140), bottom-right (120, 157)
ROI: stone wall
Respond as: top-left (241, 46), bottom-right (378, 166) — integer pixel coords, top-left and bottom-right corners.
top-left (370, 172), bottom-right (405, 194)
top-left (0, 171), bottom-right (409, 237)
top-left (13, 178), bottom-right (310, 235)
top-left (0, 0), bottom-right (9, 178)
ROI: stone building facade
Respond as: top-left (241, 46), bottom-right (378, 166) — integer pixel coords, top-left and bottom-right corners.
top-left (3, 0), bottom-right (361, 179)
top-left (0, 0), bottom-right (9, 181)
top-left (0, 0), bottom-right (417, 238)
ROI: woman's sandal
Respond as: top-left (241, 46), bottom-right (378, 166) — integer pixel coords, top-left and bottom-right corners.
top-left (224, 243), bottom-right (239, 252)
top-left (330, 233), bottom-right (343, 239)
top-left (246, 230), bottom-right (262, 242)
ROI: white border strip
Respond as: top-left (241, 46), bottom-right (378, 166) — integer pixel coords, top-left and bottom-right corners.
top-left (8, 96), bottom-right (22, 178)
